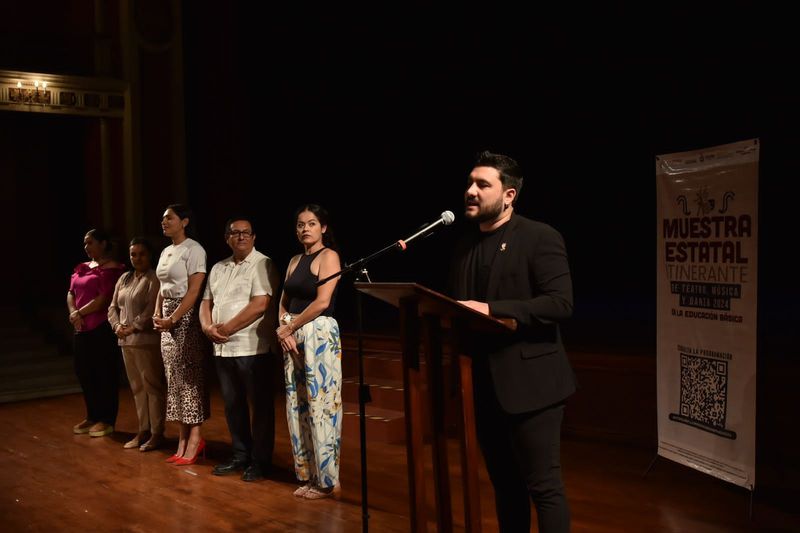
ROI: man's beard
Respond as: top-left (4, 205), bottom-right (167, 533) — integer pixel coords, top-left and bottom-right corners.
top-left (464, 197), bottom-right (504, 224)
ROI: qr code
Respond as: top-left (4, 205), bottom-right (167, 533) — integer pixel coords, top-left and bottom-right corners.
top-left (679, 354), bottom-right (728, 429)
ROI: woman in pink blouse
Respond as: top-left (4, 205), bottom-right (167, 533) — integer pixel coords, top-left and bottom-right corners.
top-left (108, 237), bottom-right (166, 451)
top-left (67, 228), bottom-right (125, 437)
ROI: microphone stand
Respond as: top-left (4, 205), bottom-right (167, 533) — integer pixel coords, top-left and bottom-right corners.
top-left (316, 238), bottom-right (408, 533)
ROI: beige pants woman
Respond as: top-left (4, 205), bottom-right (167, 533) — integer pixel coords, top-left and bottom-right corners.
top-left (122, 344), bottom-right (166, 435)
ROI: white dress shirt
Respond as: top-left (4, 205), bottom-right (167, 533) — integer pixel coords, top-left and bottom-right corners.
top-left (203, 248), bottom-right (279, 357)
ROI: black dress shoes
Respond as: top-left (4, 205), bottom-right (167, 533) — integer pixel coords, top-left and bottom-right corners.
top-left (212, 458), bottom-right (249, 476)
top-left (241, 464), bottom-right (266, 482)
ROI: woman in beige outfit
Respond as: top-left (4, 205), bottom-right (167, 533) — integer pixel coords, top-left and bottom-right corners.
top-left (108, 237), bottom-right (166, 451)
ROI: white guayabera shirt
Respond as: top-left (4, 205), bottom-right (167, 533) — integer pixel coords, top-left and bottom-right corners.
top-left (202, 248), bottom-right (278, 357)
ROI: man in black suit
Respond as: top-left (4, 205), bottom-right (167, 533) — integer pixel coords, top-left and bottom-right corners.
top-left (450, 151), bottom-right (575, 532)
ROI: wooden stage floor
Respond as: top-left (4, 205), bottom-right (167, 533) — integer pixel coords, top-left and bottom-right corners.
top-left (1, 388), bottom-right (796, 532)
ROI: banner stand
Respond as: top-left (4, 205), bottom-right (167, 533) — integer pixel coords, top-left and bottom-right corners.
top-left (652, 139), bottom-right (760, 521)
top-left (641, 454), bottom-right (755, 520)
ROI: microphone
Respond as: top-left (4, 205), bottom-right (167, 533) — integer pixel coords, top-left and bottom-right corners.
top-left (397, 211), bottom-right (455, 251)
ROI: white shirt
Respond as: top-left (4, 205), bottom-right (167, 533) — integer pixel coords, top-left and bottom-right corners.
top-left (202, 248), bottom-right (279, 357)
top-left (156, 238), bottom-right (206, 298)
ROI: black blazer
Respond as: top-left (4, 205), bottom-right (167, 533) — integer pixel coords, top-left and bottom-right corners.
top-left (450, 214), bottom-right (576, 414)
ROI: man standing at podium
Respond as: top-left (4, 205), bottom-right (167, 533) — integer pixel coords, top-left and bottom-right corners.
top-left (450, 151), bottom-right (575, 532)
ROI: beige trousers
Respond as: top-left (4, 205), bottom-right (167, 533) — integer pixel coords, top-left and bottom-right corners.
top-left (121, 344), bottom-right (166, 435)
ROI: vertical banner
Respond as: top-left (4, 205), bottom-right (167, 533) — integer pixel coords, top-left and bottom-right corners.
top-left (656, 139), bottom-right (758, 489)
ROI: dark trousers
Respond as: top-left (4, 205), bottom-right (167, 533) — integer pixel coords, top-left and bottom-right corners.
top-left (215, 354), bottom-right (275, 468)
top-left (73, 322), bottom-right (120, 425)
top-left (475, 374), bottom-right (570, 533)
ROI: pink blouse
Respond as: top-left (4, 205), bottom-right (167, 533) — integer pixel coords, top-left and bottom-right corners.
top-left (69, 262), bottom-right (125, 332)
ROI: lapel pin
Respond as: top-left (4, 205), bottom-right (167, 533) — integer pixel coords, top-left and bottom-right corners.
top-left (500, 243), bottom-right (507, 252)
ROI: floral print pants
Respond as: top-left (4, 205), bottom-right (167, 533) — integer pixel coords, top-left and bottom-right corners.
top-left (283, 316), bottom-right (342, 488)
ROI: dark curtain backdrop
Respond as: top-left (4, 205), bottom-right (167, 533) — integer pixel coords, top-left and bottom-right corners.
top-left (178, 3), bottom-right (796, 352)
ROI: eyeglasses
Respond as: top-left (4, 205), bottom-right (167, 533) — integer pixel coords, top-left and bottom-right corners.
top-left (227, 230), bottom-right (253, 239)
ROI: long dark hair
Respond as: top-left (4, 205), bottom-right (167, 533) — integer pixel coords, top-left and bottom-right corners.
top-left (294, 204), bottom-right (337, 251)
top-left (166, 203), bottom-right (198, 239)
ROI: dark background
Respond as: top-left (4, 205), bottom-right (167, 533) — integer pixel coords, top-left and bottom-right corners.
top-left (0, 2), bottom-right (795, 353)
top-left (181, 3), bottom-right (796, 353)
top-left (0, 0), bottom-right (798, 506)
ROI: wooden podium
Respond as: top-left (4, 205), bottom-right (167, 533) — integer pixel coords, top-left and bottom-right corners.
top-left (355, 282), bottom-right (516, 533)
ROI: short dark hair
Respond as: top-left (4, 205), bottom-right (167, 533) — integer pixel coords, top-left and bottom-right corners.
top-left (224, 216), bottom-right (255, 235)
top-left (166, 203), bottom-right (198, 239)
top-left (474, 151), bottom-right (524, 204)
top-left (294, 204), bottom-right (337, 251)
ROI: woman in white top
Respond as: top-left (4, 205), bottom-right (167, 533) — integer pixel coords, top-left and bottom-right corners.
top-left (153, 204), bottom-right (210, 465)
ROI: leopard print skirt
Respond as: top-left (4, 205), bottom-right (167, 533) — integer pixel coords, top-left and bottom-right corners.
top-left (161, 298), bottom-right (210, 424)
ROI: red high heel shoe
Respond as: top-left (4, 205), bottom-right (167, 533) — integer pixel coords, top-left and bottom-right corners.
top-left (165, 454), bottom-right (181, 463)
top-left (173, 439), bottom-right (206, 466)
